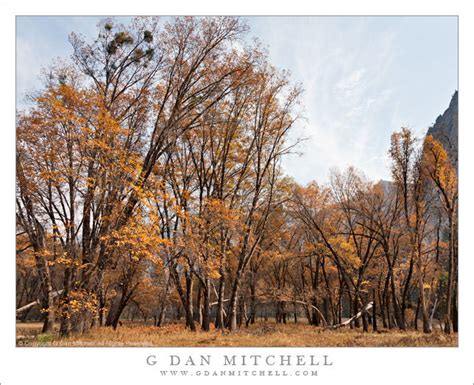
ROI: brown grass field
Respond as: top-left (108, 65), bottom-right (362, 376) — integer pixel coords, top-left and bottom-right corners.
top-left (16, 321), bottom-right (457, 347)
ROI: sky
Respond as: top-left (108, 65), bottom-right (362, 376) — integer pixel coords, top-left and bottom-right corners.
top-left (16, 16), bottom-right (458, 184)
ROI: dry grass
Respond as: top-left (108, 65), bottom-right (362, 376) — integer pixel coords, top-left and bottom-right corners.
top-left (16, 321), bottom-right (457, 347)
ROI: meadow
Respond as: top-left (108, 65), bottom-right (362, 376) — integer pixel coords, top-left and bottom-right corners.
top-left (16, 321), bottom-right (457, 347)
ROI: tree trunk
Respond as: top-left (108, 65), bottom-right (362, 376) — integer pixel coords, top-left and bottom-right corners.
top-left (249, 278), bottom-right (257, 325)
top-left (452, 279), bottom-right (458, 333)
top-left (185, 272), bottom-right (196, 331)
top-left (413, 297), bottom-right (419, 330)
top-left (98, 289), bottom-right (106, 326)
top-left (40, 277), bottom-right (56, 334)
top-left (311, 298), bottom-right (320, 326)
top-left (390, 272), bottom-right (405, 330)
top-left (362, 312), bottom-right (369, 332)
top-left (372, 289), bottom-right (378, 332)
top-left (418, 258), bottom-right (431, 333)
top-left (59, 267), bottom-right (73, 337)
top-left (215, 274), bottom-right (225, 329)
top-left (105, 295), bottom-right (122, 327)
top-left (202, 280), bottom-right (211, 331)
top-left (226, 270), bottom-right (242, 331)
top-left (352, 297), bottom-right (359, 328)
top-left (444, 214), bottom-right (455, 334)
top-left (157, 302), bottom-right (167, 327)
top-left (196, 283), bottom-right (203, 325)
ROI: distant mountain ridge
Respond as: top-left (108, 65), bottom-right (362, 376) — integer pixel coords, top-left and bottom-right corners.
top-left (426, 91), bottom-right (458, 168)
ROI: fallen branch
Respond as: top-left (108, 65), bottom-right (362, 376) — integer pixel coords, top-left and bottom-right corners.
top-left (293, 300), bottom-right (327, 326)
top-left (259, 299), bottom-right (328, 326)
top-left (326, 301), bottom-right (374, 329)
top-left (210, 298), bottom-right (230, 307)
top-left (16, 290), bottom-right (64, 315)
top-left (429, 296), bottom-right (439, 326)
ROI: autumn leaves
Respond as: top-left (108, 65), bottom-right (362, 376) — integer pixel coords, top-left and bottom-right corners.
top-left (16, 17), bottom-right (302, 335)
top-left (16, 17), bottom-right (457, 338)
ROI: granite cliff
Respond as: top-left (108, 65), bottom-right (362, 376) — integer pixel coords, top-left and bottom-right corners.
top-left (426, 91), bottom-right (458, 167)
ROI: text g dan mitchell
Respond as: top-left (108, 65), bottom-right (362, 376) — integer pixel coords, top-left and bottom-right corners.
top-left (146, 354), bottom-right (334, 367)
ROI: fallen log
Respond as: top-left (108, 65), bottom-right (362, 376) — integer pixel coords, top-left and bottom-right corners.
top-left (326, 301), bottom-right (374, 329)
top-left (16, 290), bottom-right (64, 315)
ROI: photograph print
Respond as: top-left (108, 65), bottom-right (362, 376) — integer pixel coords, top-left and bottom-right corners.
top-left (15, 15), bottom-right (458, 347)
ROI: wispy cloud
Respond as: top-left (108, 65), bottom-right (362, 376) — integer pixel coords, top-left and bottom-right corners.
top-left (336, 68), bottom-right (366, 100)
top-left (274, 19), bottom-right (401, 184)
top-left (16, 16), bottom-right (458, 184)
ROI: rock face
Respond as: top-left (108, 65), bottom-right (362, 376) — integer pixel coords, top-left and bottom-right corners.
top-left (426, 91), bottom-right (458, 168)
